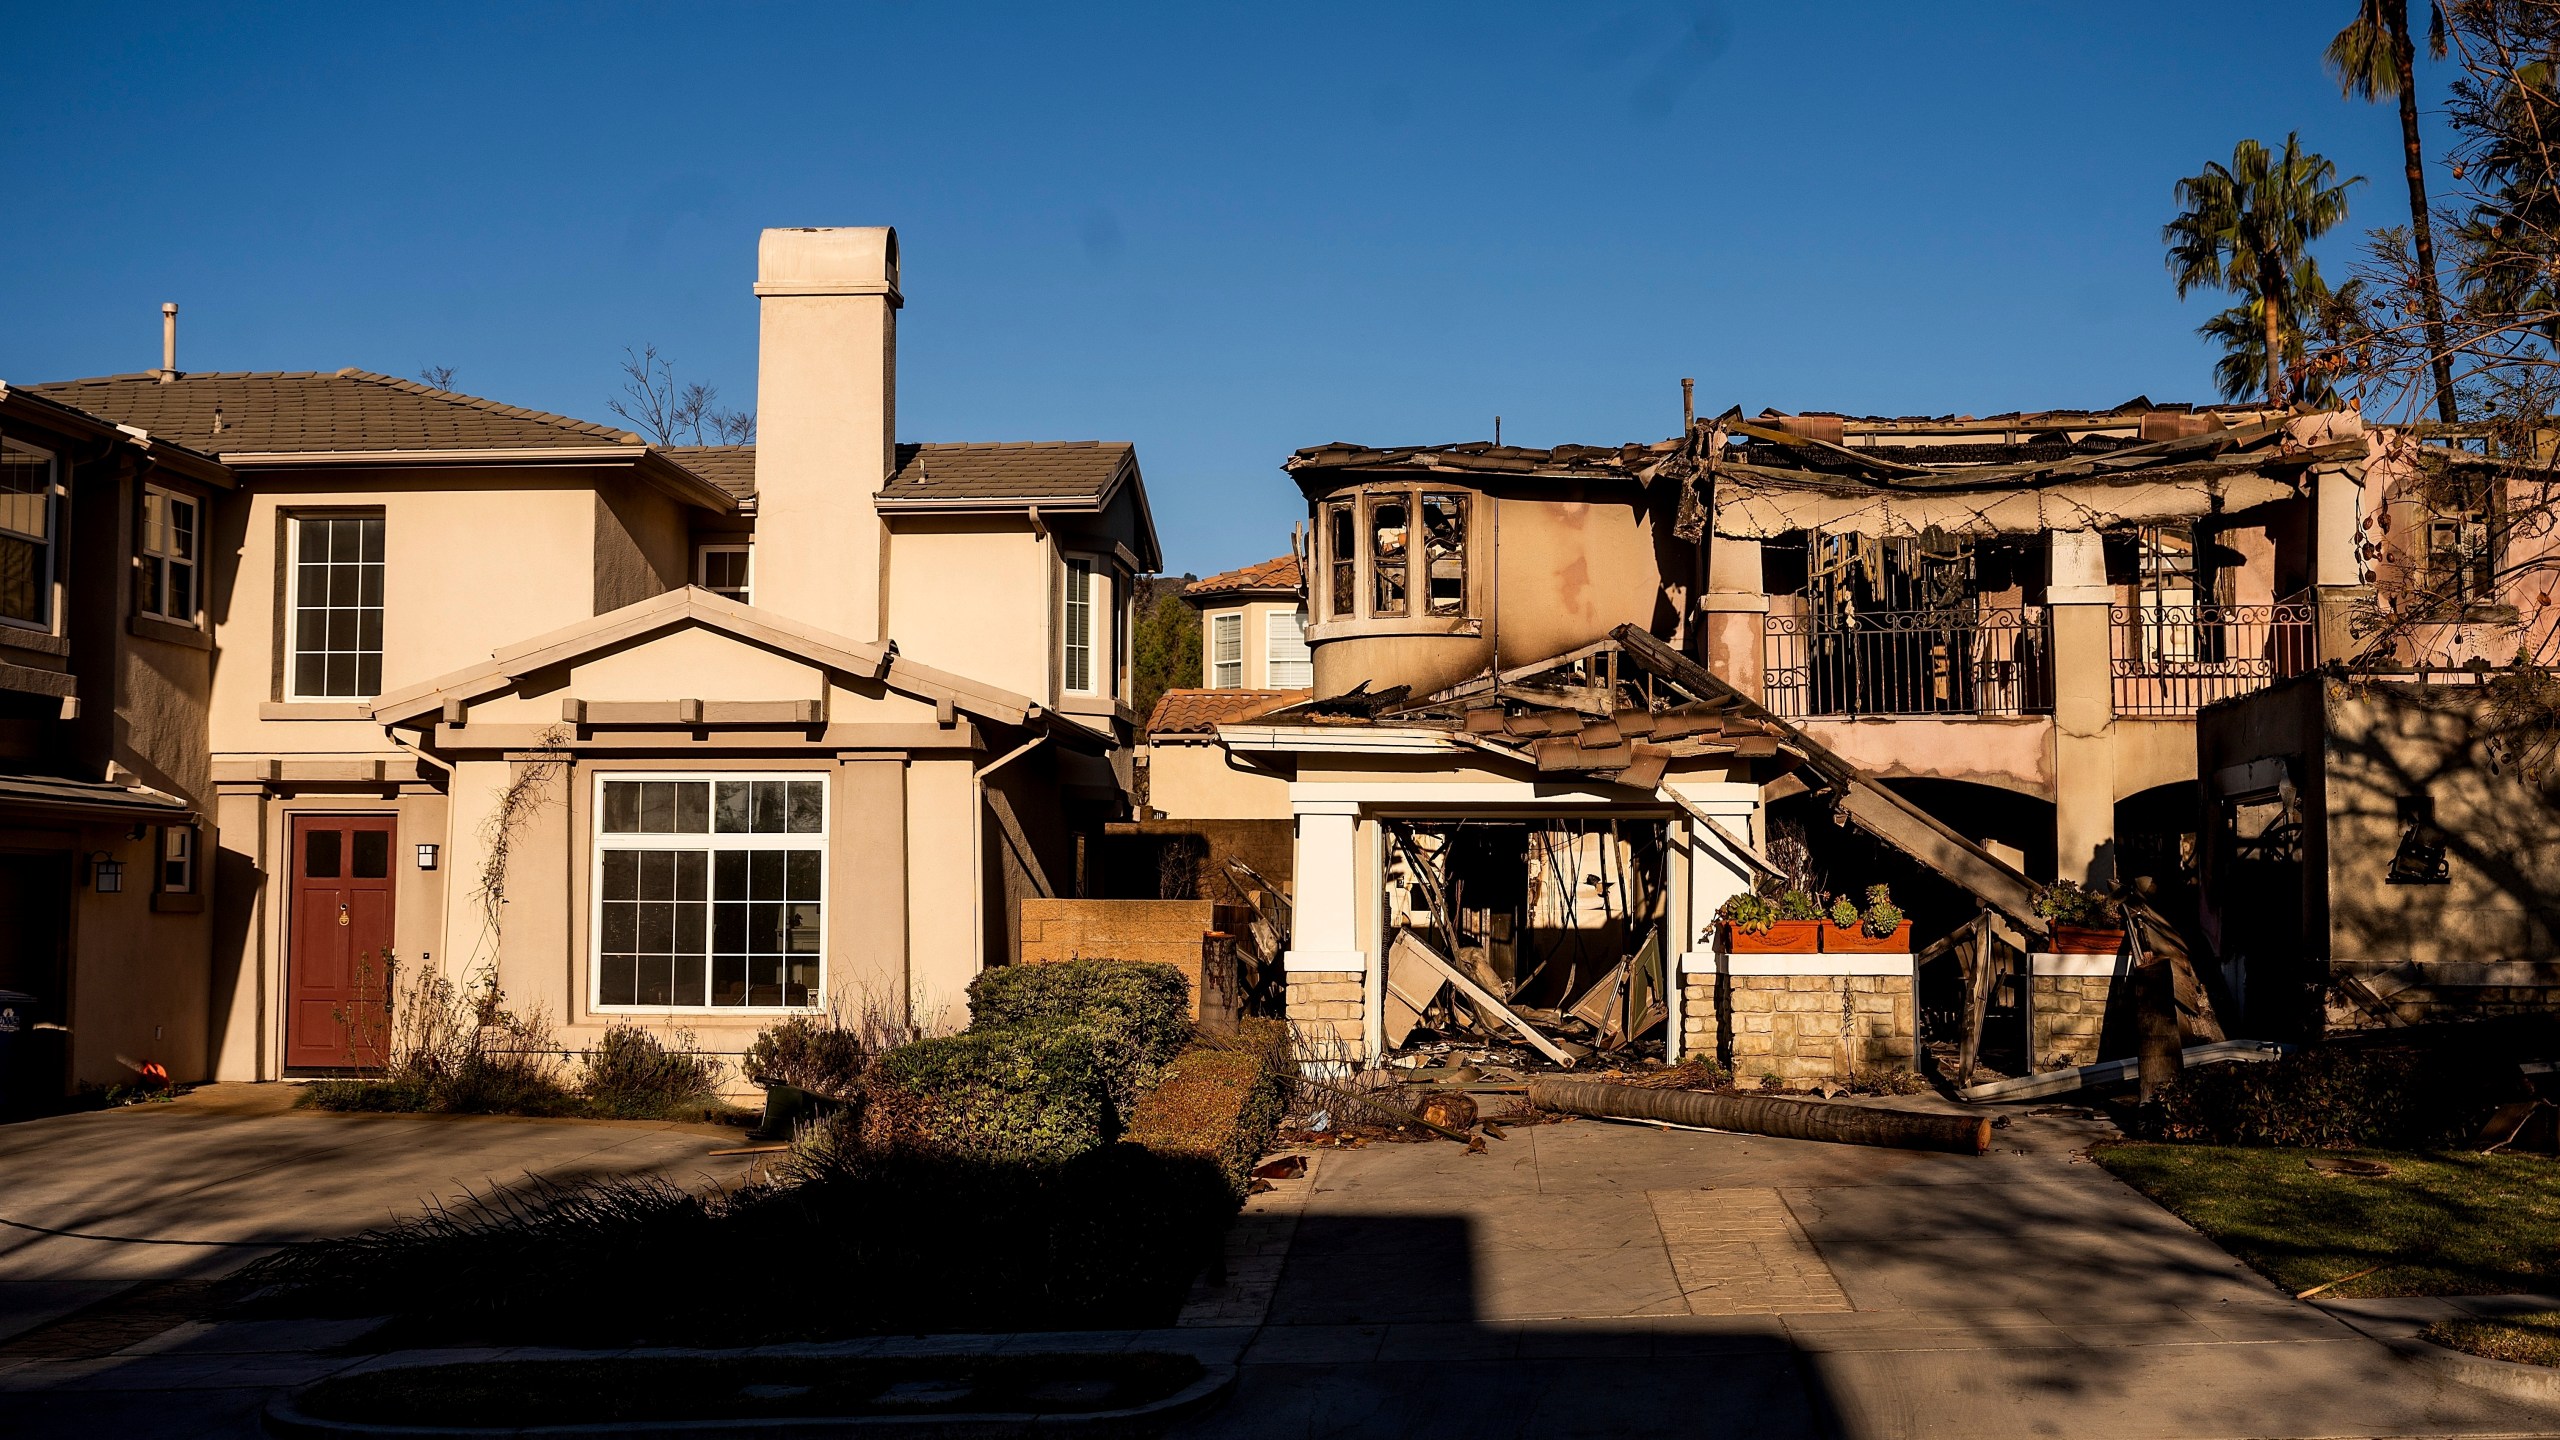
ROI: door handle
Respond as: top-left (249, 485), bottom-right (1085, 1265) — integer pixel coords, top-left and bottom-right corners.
top-left (338, 903), bottom-right (350, 928)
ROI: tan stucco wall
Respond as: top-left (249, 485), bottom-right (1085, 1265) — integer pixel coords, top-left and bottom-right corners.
top-left (61, 819), bottom-right (212, 1088)
top-left (1144, 739), bottom-right (1292, 820)
top-left (1200, 599), bottom-right (1306, 691)
top-left (1799, 717), bottom-right (2055, 798)
top-left (594, 485), bottom-right (691, 614)
top-left (885, 519), bottom-right (1057, 707)
top-left (207, 470), bottom-right (662, 756)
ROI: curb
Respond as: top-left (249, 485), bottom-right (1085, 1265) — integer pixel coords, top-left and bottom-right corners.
top-left (262, 1354), bottom-right (1238, 1439)
top-left (2383, 1334), bottom-right (2560, 1408)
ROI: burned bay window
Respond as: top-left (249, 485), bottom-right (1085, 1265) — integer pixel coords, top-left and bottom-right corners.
top-left (1370, 495), bottom-right (1410, 616)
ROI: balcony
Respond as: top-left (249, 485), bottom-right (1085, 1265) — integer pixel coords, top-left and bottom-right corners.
top-left (1763, 607), bottom-right (2052, 719)
top-left (2110, 595), bottom-right (2316, 716)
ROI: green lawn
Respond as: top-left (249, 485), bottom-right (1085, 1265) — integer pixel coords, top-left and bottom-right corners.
top-left (2096, 1143), bottom-right (2560, 1299)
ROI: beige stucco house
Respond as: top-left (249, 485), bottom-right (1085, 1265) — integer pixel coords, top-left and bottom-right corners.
top-left (12, 226), bottom-right (1157, 1092)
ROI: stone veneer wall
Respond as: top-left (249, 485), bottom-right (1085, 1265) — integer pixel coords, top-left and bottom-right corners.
top-left (1681, 973), bottom-right (1721, 1063)
top-left (2030, 974), bottom-right (2115, 1070)
top-left (1285, 972), bottom-right (1366, 1062)
top-left (1721, 973), bottom-right (1915, 1084)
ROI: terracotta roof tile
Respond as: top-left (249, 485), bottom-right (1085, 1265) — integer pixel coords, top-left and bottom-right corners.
top-left (1184, 555), bottom-right (1300, 598)
top-left (1145, 687), bottom-right (1307, 736)
top-left (31, 370), bottom-right (642, 455)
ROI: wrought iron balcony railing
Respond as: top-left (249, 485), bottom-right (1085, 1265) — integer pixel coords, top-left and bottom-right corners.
top-left (1762, 607), bottom-right (2052, 719)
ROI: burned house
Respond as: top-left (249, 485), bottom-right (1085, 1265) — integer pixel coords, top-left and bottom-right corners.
top-left (1174, 401), bottom-right (2391, 1080)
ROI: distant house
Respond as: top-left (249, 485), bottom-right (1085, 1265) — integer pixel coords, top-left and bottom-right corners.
top-left (6, 226), bottom-right (1158, 1097)
top-left (1184, 555), bottom-right (1308, 691)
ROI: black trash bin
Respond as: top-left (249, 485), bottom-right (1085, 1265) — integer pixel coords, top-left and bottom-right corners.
top-left (0, 989), bottom-right (33, 1117)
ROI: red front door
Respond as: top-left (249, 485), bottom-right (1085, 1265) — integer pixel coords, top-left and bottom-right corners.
top-left (285, 815), bottom-right (397, 1070)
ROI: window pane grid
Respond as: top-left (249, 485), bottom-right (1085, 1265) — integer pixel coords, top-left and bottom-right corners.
top-left (1266, 609), bottom-right (1312, 688)
top-left (596, 775), bottom-right (825, 1011)
top-left (1210, 613), bottom-right (1242, 688)
top-left (0, 439), bottom-right (55, 629)
top-left (1063, 559), bottom-right (1093, 691)
top-left (141, 488), bottom-right (200, 624)
top-left (290, 515), bottom-right (385, 697)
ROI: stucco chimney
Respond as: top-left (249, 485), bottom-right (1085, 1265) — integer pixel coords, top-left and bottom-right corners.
top-left (752, 226), bottom-right (901, 638)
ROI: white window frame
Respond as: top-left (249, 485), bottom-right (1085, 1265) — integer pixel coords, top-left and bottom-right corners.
top-left (1266, 607), bottom-right (1312, 689)
top-left (696, 543), bottom-right (752, 603)
top-left (158, 824), bottom-right (196, 896)
top-left (589, 769), bottom-right (830, 1015)
top-left (1209, 611), bottom-right (1244, 688)
top-left (1062, 556), bottom-right (1098, 694)
top-left (284, 513), bottom-right (386, 701)
top-left (138, 485), bottom-right (202, 626)
top-left (0, 437), bottom-right (60, 634)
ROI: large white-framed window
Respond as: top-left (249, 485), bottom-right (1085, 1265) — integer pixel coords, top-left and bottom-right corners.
top-left (593, 772), bottom-right (827, 1011)
top-left (1266, 607), bottom-right (1312, 688)
top-left (0, 437), bottom-right (59, 632)
top-left (1208, 612), bottom-right (1243, 688)
top-left (1063, 557), bottom-right (1097, 693)
top-left (697, 543), bottom-right (751, 603)
top-left (286, 513), bottom-right (385, 699)
top-left (139, 486), bottom-right (201, 626)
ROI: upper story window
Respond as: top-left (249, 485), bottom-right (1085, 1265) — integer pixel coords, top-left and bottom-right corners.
top-left (288, 514), bottom-right (385, 700)
top-left (697, 544), bottom-right (751, 603)
top-left (138, 486), bottom-right (201, 626)
top-left (0, 437), bottom-right (59, 632)
top-left (158, 825), bottom-right (197, 896)
top-left (595, 773), bottom-right (825, 1011)
top-left (1267, 608), bottom-right (1312, 688)
top-left (1063, 557), bottom-right (1097, 693)
top-left (1209, 612), bottom-right (1243, 688)
top-left (1318, 489), bottom-right (1472, 623)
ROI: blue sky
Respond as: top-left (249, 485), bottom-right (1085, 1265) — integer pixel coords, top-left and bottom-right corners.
top-left (1, 2), bottom-right (2440, 573)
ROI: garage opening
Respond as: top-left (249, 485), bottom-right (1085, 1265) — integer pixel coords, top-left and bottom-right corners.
top-left (1377, 817), bottom-right (1670, 1064)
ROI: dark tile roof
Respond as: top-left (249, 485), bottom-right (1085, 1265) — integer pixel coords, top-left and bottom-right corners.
top-left (665, 444), bottom-right (756, 499)
top-left (30, 370), bottom-right (642, 455)
top-left (1145, 687), bottom-right (1307, 736)
top-left (663, 440), bottom-right (1135, 507)
top-left (1185, 555), bottom-right (1299, 599)
top-left (881, 441), bottom-right (1133, 505)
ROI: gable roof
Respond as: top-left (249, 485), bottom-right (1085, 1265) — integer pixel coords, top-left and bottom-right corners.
top-left (1145, 687), bottom-right (1306, 737)
top-left (370, 586), bottom-right (1092, 746)
top-left (1184, 555), bottom-right (1299, 600)
top-left (664, 438), bottom-right (1160, 567)
top-left (0, 382), bottom-right (232, 487)
top-left (33, 370), bottom-right (734, 511)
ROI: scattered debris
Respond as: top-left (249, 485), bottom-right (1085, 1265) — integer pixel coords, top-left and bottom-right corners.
top-left (2306, 1157), bottom-right (2394, 1178)
top-left (1249, 1155), bottom-right (1307, 1180)
top-left (2294, 1265), bottom-right (2384, 1301)
top-left (1955, 1039), bottom-right (2285, 1103)
top-left (1416, 1092), bottom-right (1479, 1130)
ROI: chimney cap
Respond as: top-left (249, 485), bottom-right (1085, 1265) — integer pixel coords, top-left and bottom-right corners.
top-left (754, 226), bottom-right (900, 305)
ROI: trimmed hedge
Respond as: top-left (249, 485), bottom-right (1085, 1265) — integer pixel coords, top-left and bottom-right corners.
top-left (862, 1024), bottom-right (1114, 1164)
top-left (2132, 1042), bottom-right (2522, 1149)
top-left (1125, 1019), bottom-right (1293, 1197)
top-left (967, 961), bottom-right (1193, 1107)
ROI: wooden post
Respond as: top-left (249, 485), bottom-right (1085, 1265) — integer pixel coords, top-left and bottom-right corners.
top-left (1957, 910), bottom-right (1992, 1089)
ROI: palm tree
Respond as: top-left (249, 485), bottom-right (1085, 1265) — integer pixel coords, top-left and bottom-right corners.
top-left (2199, 272), bottom-right (2366, 405)
top-left (2165, 135), bottom-right (2361, 408)
top-left (2329, 0), bottom-right (2457, 420)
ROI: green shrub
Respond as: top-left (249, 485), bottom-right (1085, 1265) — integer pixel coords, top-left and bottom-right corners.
top-left (2132, 1043), bottom-right (2522, 1148)
top-left (580, 1025), bottom-right (723, 1119)
top-left (743, 1015), bottom-right (870, 1098)
top-left (966, 960), bottom-right (1194, 1105)
top-left (863, 1025), bottom-right (1114, 1164)
top-left (1124, 1019), bottom-right (1293, 1196)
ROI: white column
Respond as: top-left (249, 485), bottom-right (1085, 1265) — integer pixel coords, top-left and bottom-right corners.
top-left (1668, 787), bottom-right (1760, 1062)
top-left (1284, 802), bottom-right (1365, 972)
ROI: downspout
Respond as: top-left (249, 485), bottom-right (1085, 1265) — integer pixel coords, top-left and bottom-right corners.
top-left (972, 731), bottom-right (1050, 985)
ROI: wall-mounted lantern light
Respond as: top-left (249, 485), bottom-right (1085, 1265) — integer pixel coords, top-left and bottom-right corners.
top-left (88, 851), bottom-right (124, 893)
top-left (416, 843), bottom-right (439, 871)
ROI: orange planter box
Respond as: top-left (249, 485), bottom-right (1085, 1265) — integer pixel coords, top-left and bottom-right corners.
top-left (1726, 919), bottom-right (1822, 953)
top-left (1820, 920), bottom-right (1912, 953)
top-left (2049, 925), bottom-right (2124, 956)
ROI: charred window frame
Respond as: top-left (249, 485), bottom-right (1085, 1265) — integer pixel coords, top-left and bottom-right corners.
top-left (1420, 492), bottom-right (1468, 615)
top-left (1369, 494), bottom-right (1411, 616)
top-left (1325, 501), bottom-right (1356, 619)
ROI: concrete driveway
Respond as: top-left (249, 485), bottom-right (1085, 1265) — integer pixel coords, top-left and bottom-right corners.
top-left (0, 1083), bottom-right (756, 1348)
top-left (1170, 1105), bottom-right (2560, 1439)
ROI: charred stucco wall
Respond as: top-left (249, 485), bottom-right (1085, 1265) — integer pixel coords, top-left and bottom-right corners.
top-left (1306, 478), bottom-right (1675, 700)
top-left (1801, 717), bottom-right (2054, 798)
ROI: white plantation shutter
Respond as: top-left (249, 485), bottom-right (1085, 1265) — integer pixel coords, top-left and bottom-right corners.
top-left (1266, 609), bottom-right (1311, 688)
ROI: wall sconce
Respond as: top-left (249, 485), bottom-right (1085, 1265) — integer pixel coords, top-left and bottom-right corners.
top-left (416, 843), bottom-right (439, 871)
top-left (88, 851), bottom-right (124, 893)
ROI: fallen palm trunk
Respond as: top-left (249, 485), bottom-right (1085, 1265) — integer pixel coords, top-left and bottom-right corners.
top-left (1527, 1077), bottom-right (1990, 1155)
